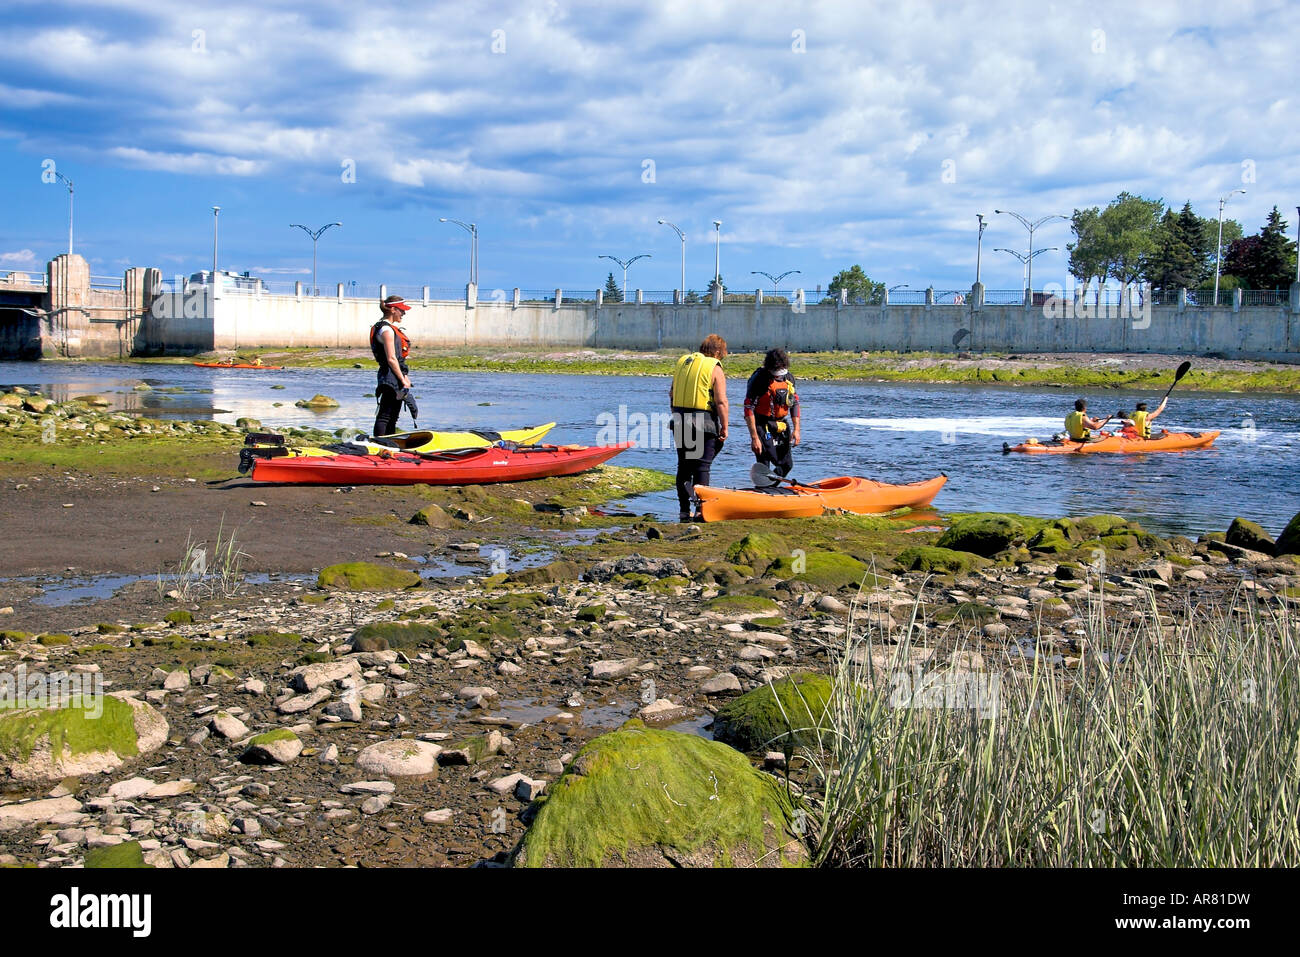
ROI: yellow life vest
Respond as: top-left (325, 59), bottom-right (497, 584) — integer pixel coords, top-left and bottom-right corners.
top-left (671, 353), bottom-right (719, 411)
top-left (1131, 410), bottom-right (1151, 439)
top-left (1065, 410), bottom-right (1088, 441)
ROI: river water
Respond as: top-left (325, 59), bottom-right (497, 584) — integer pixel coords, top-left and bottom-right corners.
top-left (2, 360), bottom-right (1297, 538)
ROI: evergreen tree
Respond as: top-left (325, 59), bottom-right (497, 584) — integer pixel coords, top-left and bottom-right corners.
top-left (1145, 208), bottom-right (1200, 292)
top-left (1175, 201), bottom-right (1212, 285)
top-left (827, 265), bottom-right (884, 304)
top-left (602, 272), bottom-right (623, 303)
top-left (707, 274), bottom-right (728, 294)
top-left (1256, 206), bottom-right (1296, 289)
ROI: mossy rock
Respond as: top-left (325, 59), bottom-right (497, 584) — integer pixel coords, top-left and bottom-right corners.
top-left (295, 394), bottom-right (340, 409)
top-left (894, 546), bottom-right (989, 575)
top-left (37, 634), bottom-right (71, 646)
top-left (164, 610), bottom-right (193, 625)
top-left (712, 672), bottom-right (834, 755)
top-left (95, 623), bottom-right (127, 635)
top-left (1277, 511), bottom-right (1300, 557)
top-left (1226, 517), bottom-right (1276, 554)
top-left (647, 575), bottom-right (690, 594)
top-left (936, 515), bottom-right (1026, 557)
top-left (398, 605), bottom-right (442, 620)
top-left (749, 616), bottom-right (786, 628)
top-left (0, 695), bottom-right (168, 783)
top-left (85, 841), bottom-right (151, 868)
top-left (1074, 514), bottom-right (1129, 537)
top-left (575, 604), bottom-right (606, 622)
top-left (0, 631), bottom-right (30, 643)
top-left (509, 560), bottom-right (582, 585)
top-left (691, 561), bottom-right (752, 587)
top-left (410, 503), bottom-right (453, 528)
top-left (767, 551), bottom-right (871, 591)
top-left (724, 533), bottom-right (788, 570)
top-left (1098, 533), bottom-right (1139, 551)
top-left (480, 593), bottom-right (548, 612)
top-left (706, 594), bottom-right (780, 614)
top-left (514, 721), bottom-right (807, 868)
top-left (1026, 527), bottom-right (1072, 554)
top-left (350, 621), bottom-right (442, 651)
top-left (318, 561), bottom-right (422, 591)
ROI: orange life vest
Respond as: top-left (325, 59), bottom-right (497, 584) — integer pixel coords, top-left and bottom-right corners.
top-left (370, 320), bottom-right (410, 365)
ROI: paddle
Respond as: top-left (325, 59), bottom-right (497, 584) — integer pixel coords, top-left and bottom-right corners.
top-left (1159, 360), bottom-right (1192, 403)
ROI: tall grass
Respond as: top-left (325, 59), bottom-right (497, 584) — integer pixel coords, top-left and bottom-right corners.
top-left (805, 583), bottom-right (1300, 867)
top-left (156, 517), bottom-right (249, 601)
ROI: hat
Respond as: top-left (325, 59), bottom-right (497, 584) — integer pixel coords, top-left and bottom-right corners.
top-left (383, 295), bottom-right (411, 312)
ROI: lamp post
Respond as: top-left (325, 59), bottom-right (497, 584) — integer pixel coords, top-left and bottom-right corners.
top-left (1295, 206), bottom-right (1299, 284)
top-left (995, 246), bottom-right (1057, 298)
top-left (994, 209), bottom-right (1067, 299)
top-left (439, 218), bottom-right (478, 286)
top-left (289, 222), bottom-right (342, 297)
top-left (976, 213), bottom-right (987, 286)
top-left (211, 206), bottom-right (220, 289)
top-left (1213, 189), bottom-right (1246, 306)
top-left (598, 254), bottom-right (651, 301)
top-left (657, 219), bottom-right (686, 295)
top-left (752, 270), bottom-right (800, 295)
top-left (712, 220), bottom-right (722, 291)
top-left (52, 171), bottom-right (74, 256)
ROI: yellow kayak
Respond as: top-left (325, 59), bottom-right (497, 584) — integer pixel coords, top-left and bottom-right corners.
top-left (257, 423), bottom-right (556, 457)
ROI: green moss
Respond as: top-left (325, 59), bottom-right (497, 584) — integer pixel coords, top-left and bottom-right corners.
top-left (936, 515), bottom-right (1027, 557)
top-left (706, 594), bottom-right (780, 613)
top-left (480, 593), bottom-right (548, 612)
top-left (350, 621), bottom-right (442, 650)
top-left (0, 631), bottom-right (30, 643)
top-left (296, 651), bottom-right (332, 665)
top-left (1225, 517), bottom-right (1276, 554)
top-left (374, 598), bottom-right (395, 611)
top-left (398, 604), bottom-right (442, 620)
top-left (724, 533), bottom-right (789, 569)
top-left (164, 610), bottom-right (193, 625)
top-left (36, 634), bottom-right (71, 646)
top-left (766, 551), bottom-right (872, 591)
top-left (1276, 510), bottom-right (1300, 556)
top-left (299, 594), bottom-right (327, 605)
top-left (750, 616), bottom-right (787, 628)
top-left (0, 696), bottom-right (140, 763)
top-left (576, 604), bottom-right (606, 622)
top-left (895, 546), bottom-right (989, 574)
top-left (712, 672), bottom-right (834, 754)
top-left (646, 575), bottom-right (690, 594)
top-left (318, 561), bottom-right (422, 590)
top-left (95, 623), bottom-right (127, 635)
top-left (1074, 514), bottom-right (1129, 537)
top-left (85, 841), bottom-right (151, 868)
top-left (74, 643), bottom-right (122, 656)
top-left (515, 721), bottom-right (806, 868)
top-left (509, 560), bottom-right (583, 585)
top-left (248, 728), bottom-right (298, 746)
top-left (245, 630), bottom-right (306, 648)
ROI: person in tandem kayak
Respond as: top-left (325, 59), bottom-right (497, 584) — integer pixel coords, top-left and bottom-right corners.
top-left (1064, 398), bottom-right (1113, 442)
top-left (670, 334), bottom-right (729, 522)
top-left (744, 348), bottom-right (801, 487)
top-left (371, 295), bottom-right (413, 437)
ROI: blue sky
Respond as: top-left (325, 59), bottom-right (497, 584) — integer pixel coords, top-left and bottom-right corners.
top-left (2, 0), bottom-right (1297, 294)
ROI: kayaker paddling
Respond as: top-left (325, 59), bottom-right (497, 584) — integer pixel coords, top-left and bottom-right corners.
top-left (1064, 398), bottom-right (1112, 442)
top-left (669, 334), bottom-right (729, 522)
top-left (743, 348), bottom-right (801, 487)
top-left (371, 296), bottom-right (413, 437)
top-left (1128, 398), bottom-right (1167, 439)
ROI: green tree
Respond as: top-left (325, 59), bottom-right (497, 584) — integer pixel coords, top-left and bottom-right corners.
top-left (1098, 191), bottom-right (1164, 286)
top-left (1067, 206), bottom-right (1107, 297)
top-left (1175, 201), bottom-right (1213, 285)
top-left (707, 274), bottom-right (728, 295)
top-left (1201, 215), bottom-right (1244, 276)
top-left (1145, 208), bottom-right (1201, 293)
top-left (602, 272), bottom-right (623, 303)
top-left (827, 265), bottom-right (884, 305)
top-left (1255, 206), bottom-right (1296, 289)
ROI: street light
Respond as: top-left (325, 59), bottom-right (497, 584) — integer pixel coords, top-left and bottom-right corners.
top-left (657, 219), bottom-right (686, 295)
top-left (1295, 207), bottom-right (1299, 285)
top-left (751, 270), bottom-right (800, 295)
top-left (439, 218), bottom-right (478, 286)
top-left (1213, 189), bottom-right (1246, 306)
top-left (289, 222), bottom-right (342, 297)
top-left (976, 214), bottom-right (987, 286)
top-left (598, 254), bottom-right (651, 301)
top-left (995, 246), bottom-right (1058, 297)
top-left (51, 171), bottom-right (74, 256)
top-left (994, 209), bottom-right (1067, 299)
top-left (712, 220), bottom-right (722, 291)
top-left (211, 206), bottom-right (220, 289)
top-left (889, 283), bottom-right (909, 291)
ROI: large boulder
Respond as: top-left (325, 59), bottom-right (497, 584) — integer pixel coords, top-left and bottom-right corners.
top-left (1277, 511), bottom-right (1300, 557)
top-left (766, 551), bottom-right (872, 591)
top-left (936, 515), bottom-right (1026, 557)
top-left (1225, 518), bottom-right (1276, 555)
top-left (0, 694), bottom-right (167, 783)
top-left (317, 562), bottom-right (421, 591)
top-left (894, 546), bottom-right (989, 575)
top-left (513, 721), bottom-right (807, 868)
top-left (585, 556), bottom-right (689, 583)
top-left (724, 533), bottom-right (789, 571)
top-left (711, 672), bottom-right (834, 755)
top-left (355, 740), bottom-right (441, 777)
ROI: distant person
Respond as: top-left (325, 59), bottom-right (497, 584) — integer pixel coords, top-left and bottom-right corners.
top-left (670, 334), bottom-right (729, 521)
top-left (744, 348), bottom-right (801, 487)
top-left (1064, 398), bottom-right (1112, 442)
top-left (371, 295), bottom-right (412, 437)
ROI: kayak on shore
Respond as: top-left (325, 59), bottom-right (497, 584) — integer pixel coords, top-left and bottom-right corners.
top-left (1003, 430), bottom-right (1220, 454)
top-left (193, 362), bottom-right (285, 370)
top-left (245, 422), bottom-right (556, 457)
top-left (695, 474), bottom-right (947, 522)
top-left (244, 441), bottom-right (632, 485)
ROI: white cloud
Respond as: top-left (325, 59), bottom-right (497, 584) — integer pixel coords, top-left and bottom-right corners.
top-left (1, 249), bottom-right (39, 266)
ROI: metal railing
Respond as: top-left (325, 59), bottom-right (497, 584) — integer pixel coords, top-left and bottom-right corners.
top-left (1243, 289), bottom-right (1286, 307)
top-left (89, 275), bottom-right (124, 290)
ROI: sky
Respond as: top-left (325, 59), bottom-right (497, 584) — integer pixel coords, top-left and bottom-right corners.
top-left (1, 0), bottom-right (1297, 296)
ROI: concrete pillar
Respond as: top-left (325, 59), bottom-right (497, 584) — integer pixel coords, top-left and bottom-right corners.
top-left (971, 282), bottom-right (985, 311)
top-left (711, 285), bottom-right (722, 308)
top-left (925, 286), bottom-right (934, 310)
top-left (1232, 287), bottom-right (1243, 313)
top-left (513, 287), bottom-right (521, 309)
top-left (1023, 288), bottom-right (1033, 308)
top-left (839, 288), bottom-right (848, 307)
top-left (1290, 281), bottom-right (1300, 314)
top-left (466, 282), bottom-right (477, 310)
top-left (379, 283), bottom-right (387, 300)
top-left (337, 283), bottom-right (344, 302)
top-left (554, 288), bottom-right (562, 310)
top-left (636, 289), bottom-right (643, 305)
top-left (1177, 288), bottom-right (1187, 314)
top-left (673, 289), bottom-right (681, 305)
top-left (595, 289), bottom-right (603, 308)
top-left (422, 285), bottom-right (430, 304)
top-left (756, 289), bottom-right (763, 307)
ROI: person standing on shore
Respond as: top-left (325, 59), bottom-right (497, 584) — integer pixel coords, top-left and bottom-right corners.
top-left (670, 334), bottom-right (729, 521)
top-left (744, 348), bottom-right (801, 486)
top-left (371, 295), bottom-right (412, 437)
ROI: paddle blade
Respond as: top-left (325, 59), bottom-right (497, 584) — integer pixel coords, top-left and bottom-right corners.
top-left (1174, 360), bottom-right (1191, 381)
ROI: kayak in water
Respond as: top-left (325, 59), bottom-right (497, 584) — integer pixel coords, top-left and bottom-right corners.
top-left (193, 362), bottom-right (284, 370)
top-left (244, 423), bottom-right (556, 457)
top-left (243, 442), bottom-right (631, 485)
top-left (694, 475), bottom-right (947, 522)
top-left (1003, 430), bottom-right (1220, 454)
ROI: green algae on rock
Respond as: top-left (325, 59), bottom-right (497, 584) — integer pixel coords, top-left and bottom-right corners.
top-left (895, 546), bottom-right (989, 574)
top-left (1277, 511), bottom-right (1300, 557)
top-left (766, 551), bottom-right (872, 591)
top-left (1226, 517), bottom-right (1276, 554)
top-left (725, 533), bottom-right (789, 570)
top-left (349, 621), bottom-right (442, 651)
top-left (513, 720), bottom-right (807, 867)
top-left (317, 561), bottom-right (422, 591)
top-left (712, 672), bottom-right (834, 755)
top-left (0, 695), bottom-right (168, 783)
top-left (85, 841), bottom-right (150, 868)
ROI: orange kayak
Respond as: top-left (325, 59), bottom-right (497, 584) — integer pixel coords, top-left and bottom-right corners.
top-left (193, 362), bottom-right (284, 370)
top-left (1004, 430), bottom-right (1220, 454)
top-left (695, 475), bottom-right (947, 522)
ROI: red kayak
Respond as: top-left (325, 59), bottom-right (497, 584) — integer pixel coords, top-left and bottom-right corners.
top-left (249, 443), bottom-right (632, 485)
top-left (193, 362), bottom-right (284, 370)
